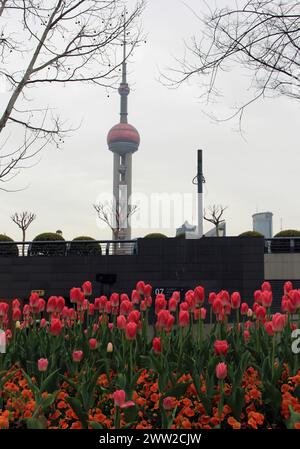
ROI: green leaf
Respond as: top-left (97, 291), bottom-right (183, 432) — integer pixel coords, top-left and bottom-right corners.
top-left (66, 396), bottom-right (89, 428)
top-left (163, 382), bottom-right (190, 399)
top-left (89, 421), bottom-right (104, 429)
top-left (26, 416), bottom-right (48, 429)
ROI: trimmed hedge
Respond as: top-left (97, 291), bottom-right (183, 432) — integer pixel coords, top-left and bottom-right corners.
top-left (69, 236), bottom-right (102, 256)
top-left (144, 233), bottom-right (168, 239)
top-left (29, 232), bottom-right (66, 256)
top-left (0, 234), bottom-right (18, 256)
top-left (274, 229), bottom-right (300, 237)
top-left (239, 231), bottom-right (264, 237)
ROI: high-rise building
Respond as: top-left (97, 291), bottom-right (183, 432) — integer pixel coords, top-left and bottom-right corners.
top-left (106, 26), bottom-right (140, 241)
top-left (252, 212), bottom-right (273, 238)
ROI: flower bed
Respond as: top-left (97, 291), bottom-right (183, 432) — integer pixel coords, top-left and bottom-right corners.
top-left (0, 281), bottom-right (300, 429)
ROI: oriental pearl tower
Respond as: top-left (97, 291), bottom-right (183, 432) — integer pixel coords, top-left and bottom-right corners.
top-left (107, 26), bottom-right (140, 241)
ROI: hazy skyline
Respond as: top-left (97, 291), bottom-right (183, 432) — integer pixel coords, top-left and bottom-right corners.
top-left (1, 0), bottom-right (299, 241)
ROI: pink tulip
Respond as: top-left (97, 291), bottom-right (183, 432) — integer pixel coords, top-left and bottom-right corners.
top-left (272, 313), bottom-right (286, 333)
top-left (163, 396), bottom-right (177, 410)
top-left (113, 390), bottom-right (134, 409)
top-left (125, 322), bottom-right (137, 340)
top-left (216, 362), bottom-right (227, 380)
top-left (72, 350), bottom-right (83, 362)
top-left (179, 310), bottom-right (189, 327)
top-left (38, 358), bottom-right (49, 372)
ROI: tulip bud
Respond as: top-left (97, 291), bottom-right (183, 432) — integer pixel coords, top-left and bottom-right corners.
top-left (107, 342), bottom-right (113, 353)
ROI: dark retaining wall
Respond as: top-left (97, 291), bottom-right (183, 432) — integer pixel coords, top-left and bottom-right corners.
top-left (0, 237), bottom-right (264, 303)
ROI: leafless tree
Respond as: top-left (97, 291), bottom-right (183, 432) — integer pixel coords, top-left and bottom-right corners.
top-left (93, 201), bottom-right (138, 241)
top-left (11, 211), bottom-right (36, 254)
top-left (204, 204), bottom-right (227, 237)
top-left (0, 0), bottom-right (145, 189)
top-left (168, 0), bottom-right (300, 127)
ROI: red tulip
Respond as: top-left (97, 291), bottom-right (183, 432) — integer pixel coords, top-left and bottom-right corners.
top-left (140, 300), bottom-right (147, 311)
top-left (72, 350), bottom-right (83, 362)
top-left (12, 299), bottom-right (20, 310)
top-left (208, 292), bottom-right (217, 305)
top-left (261, 281), bottom-right (271, 292)
top-left (50, 318), bottom-right (63, 336)
top-left (88, 303), bottom-right (95, 316)
top-left (40, 318), bottom-right (47, 328)
top-left (231, 292), bottom-right (241, 309)
top-left (120, 300), bottom-right (133, 316)
top-left (70, 288), bottom-right (82, 304)
top-left (180, 301), bottom-right (189, 311)
top-left (284, 281), bottom-right (293, 294)
top-left (82, 281), bottom-right (92, 296)
top-left (152, 337), bottom-right (161, 353)
top-left (89, 338), bottom-right (97, 350)
top-left (155, 294), bottom-right (167, 314)
top-left (117, 315), bottom-right (127, 330)
top-left (272, 313), bottom-right (286, 333)
top-left (264, 321), bottom-right (274, 337)
top-left (136, 281), bottom-right (146, 295)
top-left (179, 310), bottom-right (189, 327)
top-left (110, 293), bottom-right (119, 308)
top-left (131, 290), bottom-right (140, 304)
top-left (212, 297), bottom-right (223, 314)
top-left (261, 291), bottom-right (272, 308)
top-left (12, 308), bottom-right (21, 321)
top-left (194, 286), bottom-right (205, 305)
top-left (241, 302), bottom-right (249, 315)
top-left (214, 340), bottom-right (229, 357)
top-left (216, 362), bottom-right (227, 380)
top-left (47, 296), bottom-right (57, 313)
top-left (244, 330), bottom-right (250, 342)
top-left (128, 310), bottom-right (140, 324)
top-left (254, 290), bottom-right (262, 304)
top-left (255, 306), bottom-right (266, 321)
top-left (125, 322), bottom-right (137, 340)
top-left (56, 296), bottom-right (65, 313)
top-left (113, 390), bottom-right (134, 409)
top-left (168, 297), bottom-right (178, 312)
top-left (144, 284), bottom-right (152, 298)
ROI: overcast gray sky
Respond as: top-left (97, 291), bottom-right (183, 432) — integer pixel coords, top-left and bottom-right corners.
top-left (1, 0), bottom-right (299, 241)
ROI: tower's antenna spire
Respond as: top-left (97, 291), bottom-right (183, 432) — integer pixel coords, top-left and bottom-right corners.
top-left (119, 8), bottom-right (130, 123)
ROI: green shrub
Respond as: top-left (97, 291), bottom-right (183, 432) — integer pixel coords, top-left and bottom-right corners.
top-left (29, 232), bottom-right (66, 256)
top-left (274, 229), bottom-right (300, 237)
top-left (238, 231), bottom-right (264, 237)
top-left (175, 232), bottom-right (186, 239)
top-left (0, 234), bottom-right (18, 256)
top-left (144, 233), bottom-right (168, 238)
top-left (69, 236), bottom-right (102, 256)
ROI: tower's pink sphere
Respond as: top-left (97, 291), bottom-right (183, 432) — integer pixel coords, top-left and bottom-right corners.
top-left (107, 123), bottom-right (140, 146)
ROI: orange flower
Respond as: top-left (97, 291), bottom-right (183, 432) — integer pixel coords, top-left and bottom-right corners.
top-left (228, 416), bottom-right (241, 429)
top-left (71, 421), bottom-right (82, 429)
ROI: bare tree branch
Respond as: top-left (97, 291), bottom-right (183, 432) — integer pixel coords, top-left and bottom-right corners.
top-left (204, 204), bottom-right (227, 237)
top-left (166, 0), bottom-right (300, 127)
top-left (0, 0), bottom-right (145, 187)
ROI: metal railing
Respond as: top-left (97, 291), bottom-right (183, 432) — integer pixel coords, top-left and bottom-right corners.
top-left (265, 237), bottom-right (300, 254)
top-left (0, 240), bottom-right (138, 257)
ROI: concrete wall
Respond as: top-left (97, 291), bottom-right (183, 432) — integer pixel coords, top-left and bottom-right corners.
top-left (0, 237), bottom-right (264, 303)
top-left (265, 254), bottom-right (300, 280)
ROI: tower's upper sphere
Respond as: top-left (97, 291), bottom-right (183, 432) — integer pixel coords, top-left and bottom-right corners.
top-left (107, 123), bottom-right (140, 154)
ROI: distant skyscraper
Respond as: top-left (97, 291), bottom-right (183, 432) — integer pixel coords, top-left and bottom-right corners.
top-left (252, 212), bottom-right (273, 238)
top-left (106, 23), bottom-right (140, 241)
